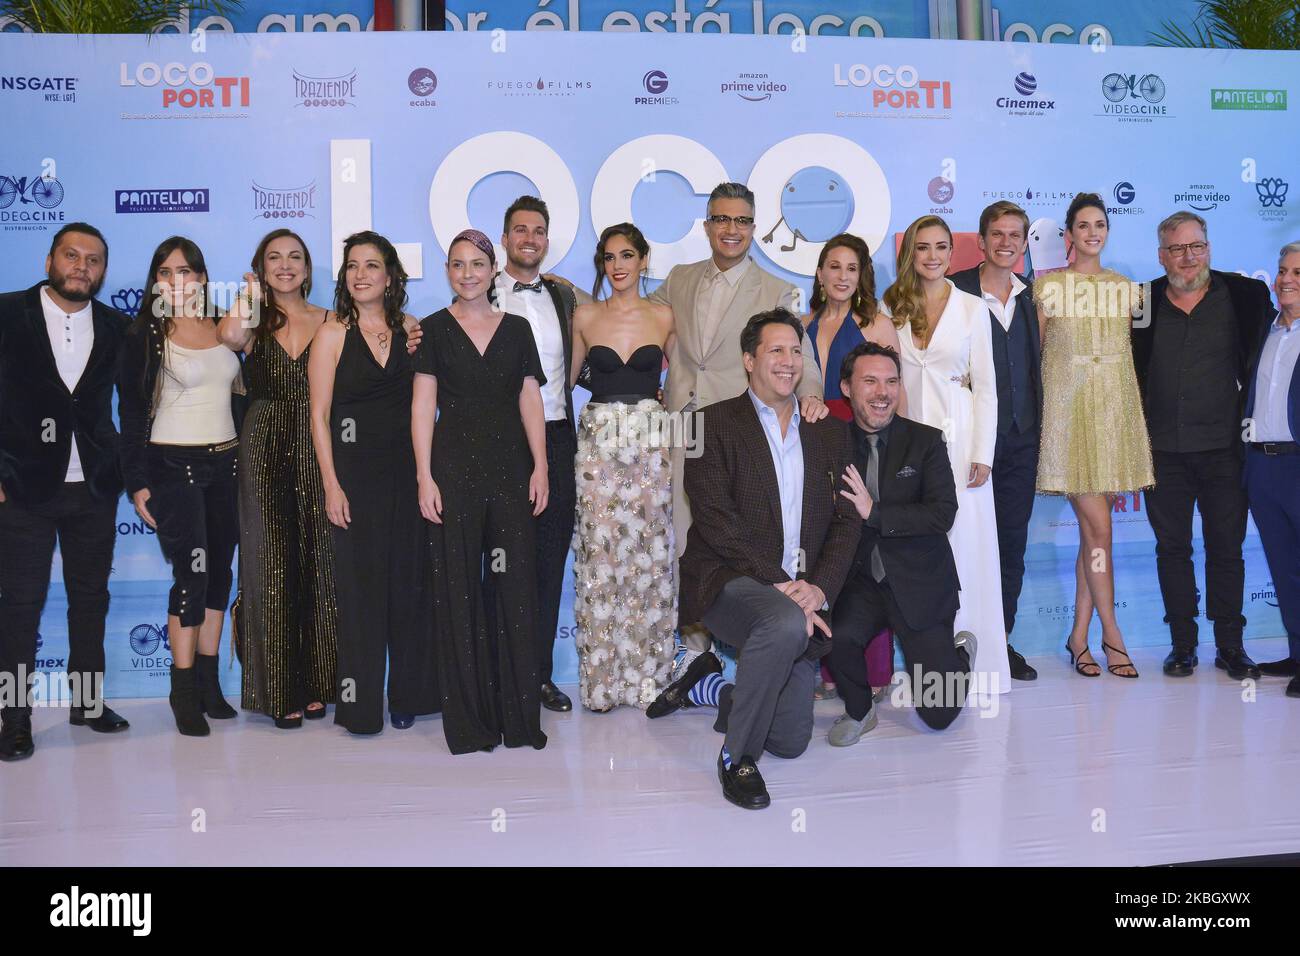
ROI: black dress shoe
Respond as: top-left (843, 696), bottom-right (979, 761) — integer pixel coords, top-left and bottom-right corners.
top-left (0, 716), bottom-right (34, 761)
top-left (540, 681), bottom-right (572, 713)
top-left (1007, 644), bottom-right (1038, 681)
top-left (1162, 648), bottom-right (1198, 677)
top-left (718, 752), bottom-right (770, 810)
top-left (390, 711), bottom-right (414, 730)
top-left (1214, 647), bottom-right (1261, 680)
top-left (69, 704), bottom-right (130, 733)
top-left (647, 651), bottom-right (722, 720)
top-left (1259, 658), bottom-right (1298, 677)
top-left (1288, 675), bottom-right (1300, 699)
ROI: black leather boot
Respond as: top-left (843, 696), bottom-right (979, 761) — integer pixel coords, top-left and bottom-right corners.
top-left (194, 653), bottom-right (237, 719)
top-left (169, 666), bottom-right (210, 737)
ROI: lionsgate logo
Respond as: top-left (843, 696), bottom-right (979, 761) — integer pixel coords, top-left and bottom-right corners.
top-left (251, 180), bottom-right (317, 220)
top-left (996, 72), bottom-right (1055, 115)
top-left (293, 68), bottom-right (357, 108)
top-left (488, 75), bottom-right (593, 97)
top-left (115, 188), bottom-right (209, 214)
top-left (1, 74), bottom-right (77, 103)
top-left (635, 69), bottom-right (679, 106)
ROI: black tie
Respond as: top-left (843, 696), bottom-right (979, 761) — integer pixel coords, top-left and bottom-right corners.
top-left (866, 432), bottom-right (885, 582)
top-left (513, 279), bottom-right (544, 294)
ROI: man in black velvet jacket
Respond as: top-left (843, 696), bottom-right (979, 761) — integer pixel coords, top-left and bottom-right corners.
top-left (0, 223), bottom-right (131, 761)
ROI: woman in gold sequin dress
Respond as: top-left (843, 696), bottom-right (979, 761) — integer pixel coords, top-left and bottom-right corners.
top-left (569, 224), bottom-right (677, 711)
top-left (1034, 193), bottom-right (1153, 679)
top-left (218, 230), bottom-right (338, 727)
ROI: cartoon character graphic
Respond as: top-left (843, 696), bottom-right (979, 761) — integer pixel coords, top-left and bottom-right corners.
top-left (761, 166), bottom-right (854, 253)
top-left (1027, 217), bottom-right (1068, 276)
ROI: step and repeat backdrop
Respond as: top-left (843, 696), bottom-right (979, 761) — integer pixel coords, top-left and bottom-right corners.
top-left (0, 29), bottom-right (1294, 696)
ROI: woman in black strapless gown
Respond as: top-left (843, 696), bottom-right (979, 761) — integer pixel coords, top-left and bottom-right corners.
top-left (570, 223), bottom-right (678, 711)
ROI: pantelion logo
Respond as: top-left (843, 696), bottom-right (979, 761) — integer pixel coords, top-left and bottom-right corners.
top-left (116, 189), bottom-right (209, 214)
top-left (294, 69), bottom-right (357, 108)
top-left (1212, 88), bottom-right (1287, 111)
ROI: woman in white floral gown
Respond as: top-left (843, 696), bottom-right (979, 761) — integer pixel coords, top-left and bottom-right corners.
top-left (570, 223), bottom-right (678, 711)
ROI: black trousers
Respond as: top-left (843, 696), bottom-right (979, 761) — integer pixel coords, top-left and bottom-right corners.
top-left (830, 568), bottom-right (969, 730)
top-left (535, 420), bottom-right (576, 683)
top-left (147, 443), bottom-right (240, 629)
top-left (1145, 447), bottom-right (1247, 651)
top-left (0, 481), bottom-right (117, 720)
top-left (991, 423), bottom-right (1039, 636)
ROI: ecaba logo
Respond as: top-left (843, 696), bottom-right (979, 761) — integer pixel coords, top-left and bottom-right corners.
top-left (408, 68), bottom-right (437, 108)
top-left (112, 288), bottom-right (144, 318)
top-left (294, 69), bottom-right (357, 108)
top-left (1100, 72), bottom-right (1170, 120)
top-left (1, 74), bottom-right (77, 103)
top-left (997, 72), bottom-right (1055, 115)
top-left (636, 69), bottom-right (679, 106)
top-left (833, 63), bottom-right (952, 117)
top-left (927, 176), bottom-right (954, 213)
top-left (251, 181), bottom-right (317, 220)
top-left (119, 61), bottom-right (250, 111)
top-left (115, 189), bottom-right (209, 215)
top-left (0, 172), bottom-right (67, 230)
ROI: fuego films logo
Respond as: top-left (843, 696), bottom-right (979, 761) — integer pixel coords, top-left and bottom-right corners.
top-left (488, 73), bottom-right (592, 97)
top-left (636, 69), bottom-right (679, 106)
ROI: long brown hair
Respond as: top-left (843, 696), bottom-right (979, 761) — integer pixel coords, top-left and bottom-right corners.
top-left (809, 233), bottom-right (877, 327)
top-left (333, 231), bottom-right (407, 331)
top-left (133, 236), bottom-right (213, 342)
top-left (251, 228), bottom-right (313, 339)
top-left (883, 215), bottom-right (952, 341)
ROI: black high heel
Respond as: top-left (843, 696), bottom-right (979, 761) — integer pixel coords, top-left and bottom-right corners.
top-left (304, 702), bottom-right (327, 720)
top-left (1102, 641), bottom-right (1140, 679)
top-left (274, 713), bottom-right (303, 729)
top-left (1066, 637), bottom-right (1101, 677)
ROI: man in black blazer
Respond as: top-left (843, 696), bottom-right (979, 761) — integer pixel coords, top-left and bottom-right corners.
top-left (493, 195), bottom-right (580, 714)
top-left (678, 310), bottom-right (859, 809)
top-left (1132, 212), bottom-right (1274, 679)
top-left (827, 342), bottom-right (974, 746)
top-left (950, 201), bottom-right (1040, 682)
top-left (0, 223), bottom-right (131, 761)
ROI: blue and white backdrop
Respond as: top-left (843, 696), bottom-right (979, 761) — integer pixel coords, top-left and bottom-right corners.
top-left (0, 29), bottom-right (1293, 696)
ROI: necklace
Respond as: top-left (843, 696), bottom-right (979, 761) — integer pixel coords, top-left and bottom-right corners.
top-left (359, 322), bottom-right (390, 354)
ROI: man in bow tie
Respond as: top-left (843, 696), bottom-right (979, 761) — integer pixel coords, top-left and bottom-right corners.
top-left (826, 341), bottom-right (974, 745)
top-left (490, 195), bottom-right (580, 715)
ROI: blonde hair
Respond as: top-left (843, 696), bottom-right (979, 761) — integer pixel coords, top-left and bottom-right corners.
top-left (883, 215), bottom-right (952, 341)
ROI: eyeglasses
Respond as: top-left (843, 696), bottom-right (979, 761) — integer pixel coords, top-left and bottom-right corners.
top-left (705, 215), bottom-right (755, 228)
top-left (1161, 241), bottom-right (1208, 257)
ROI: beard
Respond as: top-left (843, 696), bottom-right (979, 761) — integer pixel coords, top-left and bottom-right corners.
top-left (48, 269), bottom-right (104, 303)
top-left (1168, 266), bottom-right (1210, 293)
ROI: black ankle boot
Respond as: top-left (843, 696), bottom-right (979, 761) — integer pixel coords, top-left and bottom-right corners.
top-left (194, 653), bottom-right (237, 719)
top-left (169, 666), bottom-right (210, 737)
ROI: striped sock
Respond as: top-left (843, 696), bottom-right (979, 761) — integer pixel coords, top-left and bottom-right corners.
top-left (688, 673), bottom-right (727, 708)
top-left (720, 746), bottom-right (732, 771)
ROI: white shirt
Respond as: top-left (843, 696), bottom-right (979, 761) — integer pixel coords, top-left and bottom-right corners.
top-left (495, 269), bottom-right (566, 421)
top-left (748, 388), bottom-right (804, 580)
top-left (149, 342), bottom-right (240, 445)
top-left (697, 257), bottom-right (753, 347)
top-left (979, 269), bottom-right (1027, 333)
top-left (39, 285), bottom-right (93, 482)
top-left (1253, 315), bottom-right (1299, 442)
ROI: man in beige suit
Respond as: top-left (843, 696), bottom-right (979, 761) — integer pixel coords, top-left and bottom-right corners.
top-left (650, 182), bottom-right (826, 682)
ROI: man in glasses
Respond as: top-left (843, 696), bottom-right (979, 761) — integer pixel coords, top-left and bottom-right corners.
top-left (1131, 211), bottom-right (1274, 679)
top-left (645, 182), bottom-right (826, 715)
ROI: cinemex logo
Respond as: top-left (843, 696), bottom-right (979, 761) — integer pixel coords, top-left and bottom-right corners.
top-left (115, 189), bottom-right (209, 214)
top-left (636, 69), bottom-right (679, 106)
top-left (1, 74), bottom-right (77, 103)
top-left (1256, 176), bottom-right (1288, 221)
top-left (111, 288), bottom-right (144, 318)
top-left (34, 631), bottom-right (66, 671)
top-left (251, 181), bottom-right (317, 220)
top-left (1100, 72), bottom-right (1170, 121)
top-left (996, 72), bottom-right (1055, 116)
top-left (722, 71), bottom-right (787, 103)
top-left (833, 63), bottom-right (952, 118)
top-left (488, 75), bottom-right (593, 97)
top-left (119, 61), bottom-right (251, 112)
top-left (294, 68), bottom-right (356, 108)
top-left (1173, 183), bottom-right (1231, 212)
top-left (1107, 181), bottom-right (1145, 216)
top-left (927, 176), bottom-right (954, 214)
top-left (408, 68), bottom-right (437, 108)
top-left (1211, 88), bottom-right (1287, 111)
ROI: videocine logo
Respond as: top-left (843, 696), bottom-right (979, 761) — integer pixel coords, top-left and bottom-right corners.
top-left (635, 69), bottom-right (679, 106)
top-left (115, 189), bottom-right (209, 214)
top-left (50, 886), bottom-right (151, 936)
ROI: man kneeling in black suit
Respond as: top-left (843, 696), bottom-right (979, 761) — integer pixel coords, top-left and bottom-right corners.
top-left (827, 341), bottom-right (975, 746)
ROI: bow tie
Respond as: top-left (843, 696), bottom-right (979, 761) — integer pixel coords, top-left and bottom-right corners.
top-left (513, 279), bottom-right (544, 294)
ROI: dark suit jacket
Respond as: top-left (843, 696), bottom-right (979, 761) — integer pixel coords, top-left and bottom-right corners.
top-left (949, 265), bottom-right (1042, 438)
top-left (853, 414), bottom-right (960, 632)
top-left (0, 282), bottom-right (127, 506)
top-left (679, 392), bottom-right (861, 626)
top-left (1132, 270), bottom-right (1275, 420)
top-left (1245, 309), bottom-right (1299, 442)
